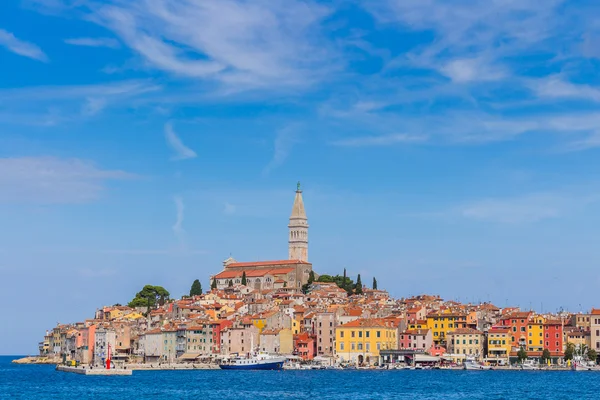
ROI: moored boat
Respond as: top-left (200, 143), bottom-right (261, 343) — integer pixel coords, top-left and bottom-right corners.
top-left (464, 360), bottom-right (492, 370)
top-left (218, 351), bottom-right (286, 370)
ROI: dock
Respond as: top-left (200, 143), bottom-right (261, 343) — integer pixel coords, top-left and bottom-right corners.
top-left (56, 365), bottom-right (133, 376)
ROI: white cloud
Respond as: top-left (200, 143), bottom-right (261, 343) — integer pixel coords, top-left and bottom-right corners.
top-left (172, 196), bottom-right (185, 236)
top-left (81, 97), bottom-right (107, 116)
top-left (440, 58), bottom-right (505, 83)
top-left (0, 157), bottom-right (135, 204)
top-left (0, 29), bottom-right (48, 62)
top-left (461, 194), bottom-right (566, 223)
top-left (263, 124), bottom-right (300, 175)
top-left (223, 202), bottom-right (236, 215)
top-left (64, 37), bottom-right (120, 48)
top-left (331, 133), bottom-right (427, 147)
top-left (46, 0), bottom-right (336, 90)
top-left (528, 76), bottom-right (600, 102)
top-left (164, 122), bottom-right (197, 160)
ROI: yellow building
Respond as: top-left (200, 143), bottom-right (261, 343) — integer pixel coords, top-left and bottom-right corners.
top-left (447, 328), bottom-right (484, 361)
top-left (426, 311), bottom-right (468, 344)
top-left (335, 318), bottom-right (398, 365)
top-left (408, 320), bottom-right (427, 330)
top-left (487, 327), bottom-right (511, 365)
top-left (527, 316), bottom-right (545, 352)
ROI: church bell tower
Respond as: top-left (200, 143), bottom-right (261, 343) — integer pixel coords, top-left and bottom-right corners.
top-left (288, 182), bottom-right (308, 261)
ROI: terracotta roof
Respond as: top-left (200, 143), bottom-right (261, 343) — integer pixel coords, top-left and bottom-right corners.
top-left (214, 267), bottom-right (295, 279)
top-left (591, 308), bottom-right (600, 315)
top-left (225, 260), bottom-right (310, 268)
top-left (448, 328), bottom-right (483, 335)
top-left (339, 318), bottom-right (397, 328)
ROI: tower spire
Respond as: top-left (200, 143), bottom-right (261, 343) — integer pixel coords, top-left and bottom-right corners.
top-left (289, 182), bottom-right (308, 261)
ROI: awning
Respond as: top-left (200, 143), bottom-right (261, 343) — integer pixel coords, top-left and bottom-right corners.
top-left (178, 353), bottom-right (200, 360)
top-left (414, 354), bottom-right (440, 363)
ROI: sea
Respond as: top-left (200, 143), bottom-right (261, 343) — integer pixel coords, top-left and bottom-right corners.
top-left (2, 356), bottom-right (600, 399)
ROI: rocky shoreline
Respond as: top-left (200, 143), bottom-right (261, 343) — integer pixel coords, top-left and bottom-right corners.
top-left (12, 356), bottom-right (60, 365)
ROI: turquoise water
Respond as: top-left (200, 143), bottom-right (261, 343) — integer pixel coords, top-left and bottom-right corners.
top-left (2, 356), bottom-right (600, 399)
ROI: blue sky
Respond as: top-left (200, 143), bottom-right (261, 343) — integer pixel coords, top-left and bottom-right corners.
top-left (2, 0), bottom-right (600, 354)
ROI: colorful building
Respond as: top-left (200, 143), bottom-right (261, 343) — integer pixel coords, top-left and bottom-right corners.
top-left (335, 318), bottom-right (398, 365)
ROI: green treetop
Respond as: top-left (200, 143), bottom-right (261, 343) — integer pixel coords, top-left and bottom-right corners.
top-left (189, 279), bottom-right (202, 296)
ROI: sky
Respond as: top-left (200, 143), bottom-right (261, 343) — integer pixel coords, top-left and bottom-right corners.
top-left (1, 0), bottom-right (600, 354)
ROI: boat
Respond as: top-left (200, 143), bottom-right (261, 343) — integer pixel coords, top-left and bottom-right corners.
top-left (218, 351), bottom-right (286, 370)
top-left (572, 361), bottom-right (600, 371)
top-left (520, 360), bottom-right (540, 370)
top-left (464, 360), bottom-right (492, 370)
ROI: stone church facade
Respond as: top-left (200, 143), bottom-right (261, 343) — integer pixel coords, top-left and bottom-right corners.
top-left (211, 184), bottom-right (313, 290)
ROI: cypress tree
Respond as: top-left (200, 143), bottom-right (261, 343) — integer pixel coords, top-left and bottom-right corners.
top-left (211, 278), bottom-right (217, 290)
top-left (372, 277), bottom-right (378, 290)
top-left (189, 279), bottom-right (202, 296)
top-left (241, 271), bottom-right (247, 286)
top-left (355, 274), bottom-right (363, 295)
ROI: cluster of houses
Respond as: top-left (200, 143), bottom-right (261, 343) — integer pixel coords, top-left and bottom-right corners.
top-left (38, 282), bottom-right (600, 367)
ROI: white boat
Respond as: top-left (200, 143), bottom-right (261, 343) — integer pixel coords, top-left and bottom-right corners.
top-left (464, 360), bottom-right (492, 370)
top-left (218, 351), bottom-right (286, 370)
top-left (520, 360), bottom-right (540, 370)
top-left (572, 361), bottom-right (600, 371)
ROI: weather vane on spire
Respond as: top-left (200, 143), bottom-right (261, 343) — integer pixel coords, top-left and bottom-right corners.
top-left (297, 181), bottom-right (301, 191)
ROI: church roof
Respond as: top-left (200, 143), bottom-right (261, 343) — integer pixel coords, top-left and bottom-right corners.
top-left (214, 267), bottom-right (296, 279)
top-left (290, 188), bottom-right (307, 219)
top-left (225, 260), bottom-right (310, 268)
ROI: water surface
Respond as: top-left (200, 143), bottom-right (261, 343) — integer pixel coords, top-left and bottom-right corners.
top-left (1, 356), bottom-right (598, 399)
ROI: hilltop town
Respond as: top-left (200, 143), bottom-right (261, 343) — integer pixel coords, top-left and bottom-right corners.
top-left (32, 184), bottom-right (600, 368)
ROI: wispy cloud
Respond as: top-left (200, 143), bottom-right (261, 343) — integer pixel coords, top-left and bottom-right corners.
top-left (263, 124), bottom-right (300, 175)
top-left (0, 80), bottom-right (161, 125)
top-left (0, 157), bottom-right (136, 204)
top-left (38, 0), bottom-right (337, 90)
top-left (64, 37), bottom-right (120, 48)
top-left (461, 194), bottom-right (563, 224)
top-left (164, 122), bottom-right (197, 160)
top-left (332, 133), bottom-right (427, 147)
top-left (172, 195), bottom-right (185, 236)
top-left (223, 202), bottom-right (236, 215)
top-left (0, 29), bottom-right (48, 62)
top-left (459, 191), bottom-right (600, 224)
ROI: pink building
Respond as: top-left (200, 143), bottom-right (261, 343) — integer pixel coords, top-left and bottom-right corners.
top-left (399, 329), bottom-right (433, 351)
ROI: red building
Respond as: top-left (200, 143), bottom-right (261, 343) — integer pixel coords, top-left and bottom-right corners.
top-left (499, 311), bottom-right (532, 348)
top-left (543, 320), bottom-right (564, 356)
top-left (294, 332), bottom-right (316, 360)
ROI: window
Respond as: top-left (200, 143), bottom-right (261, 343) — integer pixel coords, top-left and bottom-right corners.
top-left (340, 342), bottom-right (344, 351)
top-left (376, 331), bottom-right (381, 338)
top-left (340, 331), bottom-right (344, 338)
top-left (358, 331), bottom-right (362, 338)
top-left (351, 342), bottom-right (356, 350)
top-left (366, 331), bottom-right (370, 338)
top-left (351, 331), bottom-right (355, 338)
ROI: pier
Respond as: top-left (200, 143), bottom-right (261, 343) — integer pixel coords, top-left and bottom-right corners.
top-left (56, 365), bottom-right (132, 376)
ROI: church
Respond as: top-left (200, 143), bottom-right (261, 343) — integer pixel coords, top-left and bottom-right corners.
top-left (211, 183), bottom-right (313, 291)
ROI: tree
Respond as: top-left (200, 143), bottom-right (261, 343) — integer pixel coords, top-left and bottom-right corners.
top-left (517, 347), bottom-right (528, 363)
top-left (541, 349), bottom-right (551, 364)
top-left (588, 348), bottom-right (597, 363)
top-left (189, 279), bottom-right (202, 296)
top-left (128, 285), bottom-right (170, 310)
top-left (228, 280), bottom-right (233, 287)
top-left (317, 274), bottom-right (333, 282)
top-left (564, 343), bottom-right (575, 361)
top-left (355, 274), bottom-right (363, 295)
top-left (308, 271), bottom-right (315, 285)
top-left (241, 272), bottom-right (247, 286)
top-left (372, 277), bottom-right (378, 290)
top-left (211, 278), bottom-right (217, 290)
top-left (283, 281), bottom-right (287, 288)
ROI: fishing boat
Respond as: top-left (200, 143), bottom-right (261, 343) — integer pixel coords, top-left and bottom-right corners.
top-left (218, 351), bottom-right (286, 370)
top-left (520, 360), bottom-right (540, 370)
top-left (464, 360), bottom-right (492, 370)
